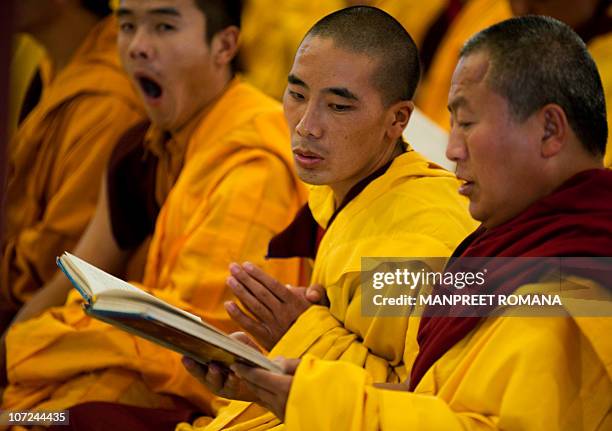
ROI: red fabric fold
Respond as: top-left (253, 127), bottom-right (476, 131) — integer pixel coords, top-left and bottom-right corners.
top-left (49, 401), bottom-right (196, 431)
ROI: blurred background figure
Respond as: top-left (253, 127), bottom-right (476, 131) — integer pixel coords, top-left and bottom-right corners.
top-left (416, 0), bottom-right (611, 167)
top-left (1, 0), bottom-right (144, 326)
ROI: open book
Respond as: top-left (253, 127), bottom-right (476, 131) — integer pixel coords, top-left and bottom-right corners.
top-left (57, 252), bottom-right (283, 374)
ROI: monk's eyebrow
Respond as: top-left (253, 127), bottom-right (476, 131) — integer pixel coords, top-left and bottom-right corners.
top-left (288, 74), bottom-right (307, 88)
top-left (287, 75), bottom-right (358, 101)
top-left (115, 7), bottom-right (132, 17)
top-left (115, 7), bottom-right (181, 17)
top-left (148, 7), bottom-right (181, 17)
top-left (324, 87), bottom-right (358, 101)
top-left (448, 96), bottom-right (468, 113)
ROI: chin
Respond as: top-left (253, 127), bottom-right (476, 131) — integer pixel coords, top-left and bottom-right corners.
top-left (468, 205), bottom-right (486, 225)
top-left (296, 170), bottom-right (326, 186)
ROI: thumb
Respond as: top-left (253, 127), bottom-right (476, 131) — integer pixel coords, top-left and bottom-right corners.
top-left (305, 284), bottom-right (328, 306)
top-left (230, 331), bottom-right (262, 352)
top-left (273, 356), bottom-right (301, 375)
top-left (283, 358), bottom-right (301, 375)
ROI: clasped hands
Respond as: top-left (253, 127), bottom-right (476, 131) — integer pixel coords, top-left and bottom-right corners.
top-left (182, 261), bottom-right (328, 420)
top-left (225, 261), bottom-right (327, 351)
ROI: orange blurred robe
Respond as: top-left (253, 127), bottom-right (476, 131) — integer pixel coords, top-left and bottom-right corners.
top-left (416, 0), bottom-right (612, 168)
top-left (2, 79), bottom-right (306, 413)
top-left (241, 0), bottom-right (448, 100)
top-left (1, 17), bottom-right (145, 309)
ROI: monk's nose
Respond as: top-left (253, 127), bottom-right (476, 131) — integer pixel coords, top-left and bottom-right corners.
top-left (129, 31), bottom-right (154, 60)
top-left (446, 130), bottom-right (468, 162)
top-left (296, 104), bottom-right (322, 139)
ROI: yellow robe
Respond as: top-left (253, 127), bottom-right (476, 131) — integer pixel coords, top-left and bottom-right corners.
top-left (2, 80), bottom-right (306, 413)
top-left (285, 293), bottom-right (611, 430)
top-left (179, 149), bottom-right (478, 430)
top-left (241, 0), bottom-right (448, 100)
top-left (1, 17), bottom-right (145, 309)
top-left (416, 0), bottom-right (612, 168)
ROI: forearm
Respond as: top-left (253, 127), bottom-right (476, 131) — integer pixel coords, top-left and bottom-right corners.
top-left (270, 306), bottom-right (407, 383)
top-left (10, 274), bottom-right (73, 324)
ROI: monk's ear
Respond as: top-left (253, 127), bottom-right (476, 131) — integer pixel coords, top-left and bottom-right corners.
top-left (386, 100), bottom-right (413, 142)
top-left (211, 26), bottom-right (240, 68)
top-left (538, 104), bottom-right (567, 158)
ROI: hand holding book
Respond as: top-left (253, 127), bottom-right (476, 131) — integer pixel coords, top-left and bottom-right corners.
top-left (57, 252), bottom-right (284, 374)
top-left (182, 331), bottom-right (264, 402)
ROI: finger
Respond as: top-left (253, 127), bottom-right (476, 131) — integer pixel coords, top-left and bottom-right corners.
top-left (271, 356), bottom-right (300, 375)
top-left (285, 285), bottom-right (310, 304)
top-left (218, 369), bottom-right (244, 399)
top-left (230, 263), bottom-right (280, 308)
top-left (281, 358), bottom-right (301, 375)
top-left (231, 363), bottom-right (285, 392)
top-left (227, 275), bottom-right (276, 323)
top-left (225, 301), bottom-right (271, 344)
top-left (206, 362), bottom-right (227, 393)
top-left (306, 284), bottom-right (328, 306)
top-left (242, 262), bottom-right (293, 303)
top-left (182, 356), bottom-right (208, 382)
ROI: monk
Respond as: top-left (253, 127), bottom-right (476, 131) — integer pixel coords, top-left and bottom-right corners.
top-left (232, 16), bottom-right (612, 430)
top-left (1, 0), bottom-right (304, 420)
top-left (1, 0), bottom-right (145, 325)
top-left (417, 0), bottom-right (612, 168)
top-left (178, 6), bottom-right (477, 430)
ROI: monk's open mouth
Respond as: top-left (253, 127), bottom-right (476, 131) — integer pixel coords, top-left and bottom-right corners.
top-left (138, 76), bottom-right (163, 99)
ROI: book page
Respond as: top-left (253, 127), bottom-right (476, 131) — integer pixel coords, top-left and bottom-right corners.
top-left (62, 253), bottom-right (202, 323)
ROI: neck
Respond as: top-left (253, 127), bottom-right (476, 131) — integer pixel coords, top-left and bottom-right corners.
top-left (30, 9), bottom-right (99, 76)
top-left (550, 156), bottom-right (604, 191)
top-left (168, 70), bottom-right (234, 136)
top-left (483, 154), bottom-right (603, 230)
top-left (332, 139), bottom-right (404, 206)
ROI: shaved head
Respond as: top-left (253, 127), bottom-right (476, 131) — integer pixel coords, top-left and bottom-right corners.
top-left (304, 6), bottom-right (420, 106)
top-left (461, 15), bottom-right (607, 157)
